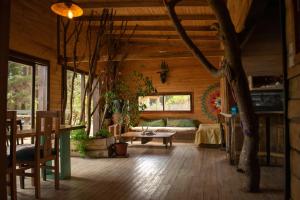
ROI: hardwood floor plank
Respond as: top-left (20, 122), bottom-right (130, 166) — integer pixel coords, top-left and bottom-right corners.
top-left (17, 142), bottom-right (284, 200)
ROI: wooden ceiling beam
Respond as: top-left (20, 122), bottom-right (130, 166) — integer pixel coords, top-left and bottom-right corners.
top-left (66, 49), bottom-right (223, 63)
top-left (79, 0), bottom-right (208, 8)
top-left (92, 25), bottom-right (214, 32)
top-left (116, 34), bottom-right (217, 40)
top-left (78, 14), bottom-right (216, 21)
top-left (128, 41), bottom-right (221, 48)
top-left (113, 50), bottom-right (223, 61)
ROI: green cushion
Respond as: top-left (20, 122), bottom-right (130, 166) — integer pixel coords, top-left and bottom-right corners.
top-left (166, 118), bottom-right (196, 127)
top-left (139, 119), bottom-right (165, 127)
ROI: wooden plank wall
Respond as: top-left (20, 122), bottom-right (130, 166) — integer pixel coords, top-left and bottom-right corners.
top-left (9, 0), bottom-right (61, 111)
top-left (241, 3), bottom-right (283, 77)
top-left (121, 57), bottom-right (220, 123)
top-left (285, 0), bottom-right (300, 199)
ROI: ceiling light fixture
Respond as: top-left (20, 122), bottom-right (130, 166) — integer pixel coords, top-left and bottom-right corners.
top-left (51, 1), bottom-right (83, 19)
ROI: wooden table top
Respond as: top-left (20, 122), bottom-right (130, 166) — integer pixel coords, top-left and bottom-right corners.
top-left (16, 124), bottom-right (85, 138)
top-left (122, 131), bottom-right (176, 138)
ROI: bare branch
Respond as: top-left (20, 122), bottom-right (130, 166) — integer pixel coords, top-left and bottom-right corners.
top-left (163, 0), bottom-right (222, 77)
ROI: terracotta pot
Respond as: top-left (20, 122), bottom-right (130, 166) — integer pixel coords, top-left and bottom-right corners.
top-left (115, 142), bottom-right (128, 156)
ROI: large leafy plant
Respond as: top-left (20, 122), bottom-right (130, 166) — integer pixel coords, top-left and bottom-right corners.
top-left (114, 71), bottom-right (156, 127)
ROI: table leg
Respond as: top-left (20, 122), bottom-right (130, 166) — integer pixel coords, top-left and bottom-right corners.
top-left (59, 130), bottom-right (71, 179)
top-left (45, 130), bottom-right (72, 180)
top-left (170, 137), bottom-right (173, 147)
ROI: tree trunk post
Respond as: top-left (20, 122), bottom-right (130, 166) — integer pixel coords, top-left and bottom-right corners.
top-left (164, 0), bottom-right (260, 192)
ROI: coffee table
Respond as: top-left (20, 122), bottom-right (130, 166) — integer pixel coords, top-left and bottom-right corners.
top-left (121, 130), bottom-right (176, 149)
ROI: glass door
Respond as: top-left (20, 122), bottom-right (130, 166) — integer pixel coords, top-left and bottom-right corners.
top-left (7, 58), bottom-right (49, 129)
top-left (7, 61), bottom-right (33, 129)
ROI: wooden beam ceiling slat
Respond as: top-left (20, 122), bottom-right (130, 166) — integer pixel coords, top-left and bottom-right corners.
top-left (92, 25), bottom-right (214, 32)
top-left (117, 34), bottom-right (218, 40)
top-left (113, 50), bottom-right (222, 60)
top-left (78, 14), bottom-right (216, 21)
top-left (66, 49), bottom-right (223, 63)
top-left (78, 0), bottom-right (208, 8)
top-left (128, 41), bottom-right (221, 48)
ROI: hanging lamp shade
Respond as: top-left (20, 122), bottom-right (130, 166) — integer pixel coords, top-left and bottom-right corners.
top-left (51, 1), bottom-right (83, 19)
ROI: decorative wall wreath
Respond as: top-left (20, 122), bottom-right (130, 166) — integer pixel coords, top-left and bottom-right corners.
top-left (201, 83), bottom-right (221, 122)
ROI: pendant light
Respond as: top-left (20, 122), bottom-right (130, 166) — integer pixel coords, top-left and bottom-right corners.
top-left (51, 1), bottom-right (83, 19)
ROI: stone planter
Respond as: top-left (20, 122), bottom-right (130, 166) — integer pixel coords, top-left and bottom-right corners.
top-left (71, 136), bottom-right (115, 158)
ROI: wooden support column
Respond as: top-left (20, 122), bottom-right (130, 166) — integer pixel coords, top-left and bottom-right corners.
top-left (80, 74), bottom-right (86, 122)
top-left (0, 0), bottom-right (11, 199)
top-left (92, 79), bottom-right (100, 135)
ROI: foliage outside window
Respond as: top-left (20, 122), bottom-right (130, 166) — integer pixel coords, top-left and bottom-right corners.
top-left (7, 59), bottom-right (48, 129)
top-left (66, 70), bottom-right (88, 125)
top-left (139, 94), bottom-right (192, 112)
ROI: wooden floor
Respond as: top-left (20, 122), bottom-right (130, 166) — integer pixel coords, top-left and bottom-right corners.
top-left (17, 142), bottom-right (284, 200)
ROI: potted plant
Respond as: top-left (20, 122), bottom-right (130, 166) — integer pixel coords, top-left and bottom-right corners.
top-left (112, 71), bottom-right (157, 156)
top-left (112, 99), bottom-right (122, 125)
top-left (70, 128), bottom-right (89, 157)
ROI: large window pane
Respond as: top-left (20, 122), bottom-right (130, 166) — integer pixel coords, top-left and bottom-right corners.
top-left (66, 71), bottom-right (83, 124)
top-left (139, 96), bottom-right (163, 111)
top-left (7, 61), bottom-right (33, 129)
top-left (138, 94), bottom-right (192, 112)
top-left (164, 95), bottom-right (191, 111)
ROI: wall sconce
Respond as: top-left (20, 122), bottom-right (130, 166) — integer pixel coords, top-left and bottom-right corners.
top-left (157, 60), bottom-right (169, 84)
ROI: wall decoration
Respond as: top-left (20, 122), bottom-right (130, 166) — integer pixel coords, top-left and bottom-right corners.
top-left (201, 83), bottom-right (221, 121)
top-left (157, 60), bottom-right (169, 83)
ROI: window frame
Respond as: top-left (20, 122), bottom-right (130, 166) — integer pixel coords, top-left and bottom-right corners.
top-left (8, 50), bottom-right (50, 128)
top-left (140, 92), bottom-right (194, 113)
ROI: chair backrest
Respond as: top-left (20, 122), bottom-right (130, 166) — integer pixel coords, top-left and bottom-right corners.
top-left (108, 124), bottom-right (121, 137)
top-left (35, 111), bottom-right (60, 160)
top-left (6, 111), bottom-right (17, 168)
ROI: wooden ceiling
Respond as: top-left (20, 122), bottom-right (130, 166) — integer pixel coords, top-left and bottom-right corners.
top-left (73, 0), bottom-right (222, 60)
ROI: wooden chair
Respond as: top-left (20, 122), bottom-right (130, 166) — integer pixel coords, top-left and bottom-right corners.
top-left (108, 124), bottom-right (121, 138)
top-left (16, 111), bottom-right (60, 199)
top-left (16, 119), bottom-right (23, 145)
top-left (108, 124), bottom-right (132, 143)
top-left (6, 111), bottom-right (17, 200)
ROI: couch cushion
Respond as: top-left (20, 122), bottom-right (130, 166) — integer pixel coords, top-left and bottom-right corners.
top-left (166, 118), bottom-right (196, 127)
top-left (131, 126), bottom-right (197, 132)
top-left (139, 119), bottom-right (165, 127)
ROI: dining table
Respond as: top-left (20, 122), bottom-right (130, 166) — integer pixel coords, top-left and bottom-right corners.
top-left (16, 124), bottom-right (85, 180)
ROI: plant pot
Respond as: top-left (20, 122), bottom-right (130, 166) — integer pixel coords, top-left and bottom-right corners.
top-left (114, 142), bottom-right (128, 156)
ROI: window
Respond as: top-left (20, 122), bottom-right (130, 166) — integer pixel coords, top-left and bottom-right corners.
top-left (66, 69), bottom-right (88, 124)
top-left (139, 93), bottom-right (192, 112)
top-left (139, 95), bottom-right (164, 111)
top-left (7, 52), bottom-right (49, 129)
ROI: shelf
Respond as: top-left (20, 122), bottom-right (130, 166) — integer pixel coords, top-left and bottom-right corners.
top-left (250, 87), bottom-right (283, 91)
